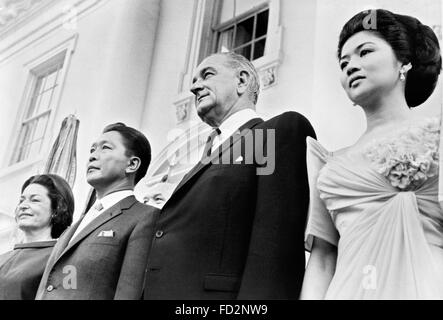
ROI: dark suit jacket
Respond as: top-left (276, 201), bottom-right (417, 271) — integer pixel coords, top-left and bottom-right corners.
top-left (36, 196), bottom-right (158, 300)
top-left (144, 111), bottom-right (316, 299)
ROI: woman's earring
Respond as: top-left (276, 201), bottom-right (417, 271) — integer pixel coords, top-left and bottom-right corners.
top-left (400, 69), bottom-right (406, 81)
top-left (400, 63), bottom-right (412, 82)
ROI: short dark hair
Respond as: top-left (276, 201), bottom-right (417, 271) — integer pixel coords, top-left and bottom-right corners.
top-left (102, 123), bottom-right (151, 184)
top-left (21, 174), bottom-right (74, 238)
top-left (337, 9), bottom-right (442, 108)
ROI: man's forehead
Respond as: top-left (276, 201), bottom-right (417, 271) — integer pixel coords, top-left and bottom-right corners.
top-left (198, 54), bottom-right (228, 70)
top-left (92, 130), bottom-right (123, 145)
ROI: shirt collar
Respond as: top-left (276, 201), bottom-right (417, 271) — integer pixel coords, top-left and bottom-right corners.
top-left (96, 190), bottom-right (134, 211)
top-left (217, 109), bottom-right (259, 141)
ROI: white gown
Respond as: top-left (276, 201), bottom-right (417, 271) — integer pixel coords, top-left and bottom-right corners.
top-left (305, 117), bottom-right (443, 299)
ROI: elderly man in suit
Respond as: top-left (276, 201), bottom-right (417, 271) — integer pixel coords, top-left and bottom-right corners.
top-left (36, 123), bottom-right (158, 299)
top-left (144, 52), bottom-right (316, 299)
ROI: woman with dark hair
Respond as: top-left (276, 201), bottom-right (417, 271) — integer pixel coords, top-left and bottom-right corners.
top-left (301, 9), bottom-right (443, 299)
top-left (0, 174), bottom-right (74, 299)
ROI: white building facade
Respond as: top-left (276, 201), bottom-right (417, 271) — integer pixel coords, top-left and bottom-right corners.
top-left (0, 0), bottom-right (441, 251)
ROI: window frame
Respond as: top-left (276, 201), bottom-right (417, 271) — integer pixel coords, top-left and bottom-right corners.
top-left (1, 34), bottom-right (77, 175)
top-left (10, 52), bottom-right (66, 165)
top-left (211, 2), bottom-right (269, 61)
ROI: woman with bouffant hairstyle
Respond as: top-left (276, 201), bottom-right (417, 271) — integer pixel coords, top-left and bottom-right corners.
top-left (0, 174), bottom-right (74, 299)
top-left (302, 9), bottom-right (443, 299)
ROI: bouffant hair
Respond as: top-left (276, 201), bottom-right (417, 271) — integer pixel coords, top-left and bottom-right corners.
top-left (21, 174), bottom-right (74, 238)
top-left (337, 9), bottom-right (441, 107)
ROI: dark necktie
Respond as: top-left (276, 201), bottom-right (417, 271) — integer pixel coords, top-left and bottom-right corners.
top-left (201, 128), bottom-right (221, 162)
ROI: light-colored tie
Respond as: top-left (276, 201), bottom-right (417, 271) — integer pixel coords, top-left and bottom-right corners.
top-left (70, 201), bottom-right (103, 242)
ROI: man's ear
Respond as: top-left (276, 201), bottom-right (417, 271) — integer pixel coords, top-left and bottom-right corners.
top-left (126, 156), bottom-right (141, 174)
top-left (237, 70), bottom-right (250, 96)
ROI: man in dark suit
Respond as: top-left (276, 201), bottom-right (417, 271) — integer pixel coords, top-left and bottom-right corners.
top-left (36, 123), bottom-right (158, 299)
top-left (144, 52), bottom-right (316, 299)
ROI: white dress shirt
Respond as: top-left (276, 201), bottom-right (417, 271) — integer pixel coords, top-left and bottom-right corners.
top-left (211, 108), bottom-right (260, 152)
top-left (70, 190), bottom-right (134, 243)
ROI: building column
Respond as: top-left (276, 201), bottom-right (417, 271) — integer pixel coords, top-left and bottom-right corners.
top-left (92, 0), bottom-right (161, 128)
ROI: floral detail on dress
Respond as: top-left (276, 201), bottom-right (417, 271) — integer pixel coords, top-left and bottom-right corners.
top-left (364, 117), bottom-right (440, 190)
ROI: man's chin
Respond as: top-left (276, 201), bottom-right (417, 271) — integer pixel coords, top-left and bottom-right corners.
top-left (196, 100), bottom-right (214, 115)
top-left (86, 174), bottom-right (102, 187)
top-left (197, 106), bottom-right (217, 126)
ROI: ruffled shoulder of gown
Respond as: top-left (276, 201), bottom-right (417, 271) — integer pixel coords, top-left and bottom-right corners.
top-left (305, 137), bottom-right (340, 251)
top-left (362, 116), bottom-right (440, 191)
top-left (306, 136), bottom-right (332, 164)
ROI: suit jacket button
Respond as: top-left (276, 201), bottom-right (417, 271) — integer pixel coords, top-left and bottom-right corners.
top-left (155, 230), bottom-right (164, 238)
top-left (47, 285), bottom-right (54, 292)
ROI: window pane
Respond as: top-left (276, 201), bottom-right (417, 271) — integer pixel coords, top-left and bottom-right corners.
top-left (256, 10), bottom-right (269, 38)
top-left (215, 4), bottom-right (269, 62)
top-left (253, 38), bottom-right (266, 60)
top-left (11, 126), bottom-right (27, 164)
top-left (34, 114), bottom-right (49, 142)
top-left (219, 0), bottom-right (266, 24)
top-left (14, 121), bottom-right (36, 163)
top-left (218, 27), bottom-right (234, 52)
top-left (235, 17), bottom-right (254, 47)
top-left (235, 44), bottom-right (252, 60)
top-left (25, 65), bottom-right (61, 120)
top-left (26, 78), bottom-right (43, 118)
top-left (27, 138), bottom-right (43, 161)
top-left (39, 75), bottom-right (48, 95)
top-left (14, 115), bottom-right (49, 163)
top-left (37, 90), bottom-right (52, 113)
top-left (44, 68), bottom-right (59, 90)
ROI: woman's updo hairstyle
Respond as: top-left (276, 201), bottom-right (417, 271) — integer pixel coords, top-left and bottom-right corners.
top-left (337, 9), bottom-right (441, 108)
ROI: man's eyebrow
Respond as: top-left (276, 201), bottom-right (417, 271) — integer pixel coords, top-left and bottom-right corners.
top-left (202, 66), bottom-right (216, 74)
top-left (90, 140), bottom-right (112, 149)
top-left (97, 139), bottom-right (114, 145)
top-left (340, 42), bottom-right (376, 61)
top-left (192, 66), bottom-right (215, 83)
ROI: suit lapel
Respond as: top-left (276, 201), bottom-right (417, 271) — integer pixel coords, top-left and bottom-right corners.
top-left (43, 219), bottom-right (82, 274)
top-left (55, 220), bottom-right (81, 256)
top-left (56, 196), bottom-right (137, 261)
top-left (170, 117), bottom-right (263, 197)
